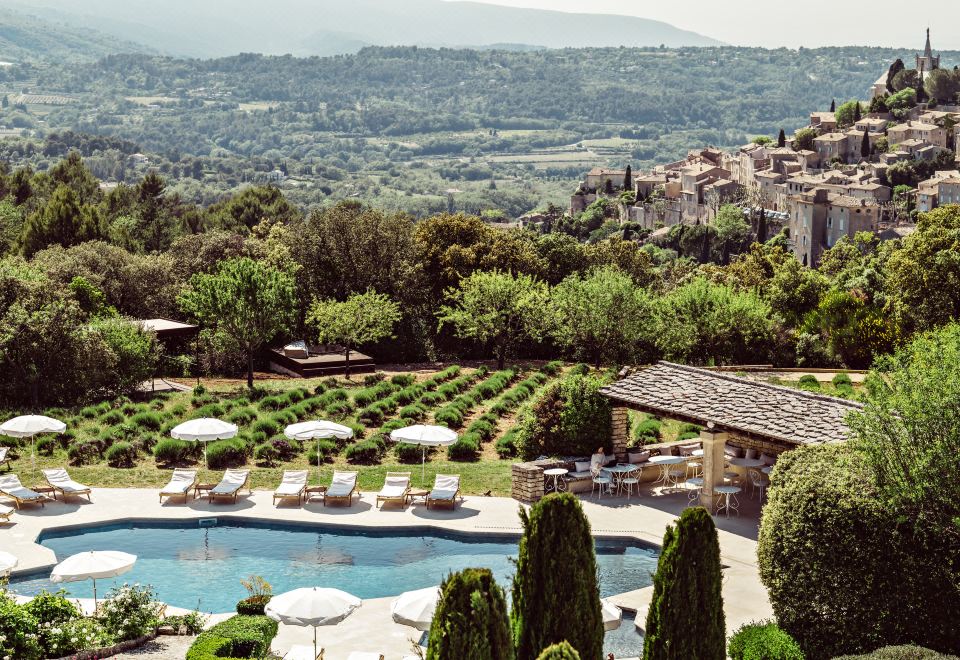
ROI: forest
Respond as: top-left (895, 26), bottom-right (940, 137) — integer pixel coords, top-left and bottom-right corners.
top-left (2, 152), bottom-right (959, 409)
top-left (0, 45), bottom-right (939, 216)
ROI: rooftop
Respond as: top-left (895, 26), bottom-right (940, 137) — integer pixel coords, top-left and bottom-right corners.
top-left (600, 361), bottom-right (863, 446)
top-left (814, 133), bottom-right (848, 143)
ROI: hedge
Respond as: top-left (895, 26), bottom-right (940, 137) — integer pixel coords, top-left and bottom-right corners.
top-left (758, 444), bottom-right (960, 659)
top-left (185, 615), bottom-right (278, 660)
top-left (728, 621), bottom-right (804, 660)
top-left (833, 646), bottom-right (960, 660)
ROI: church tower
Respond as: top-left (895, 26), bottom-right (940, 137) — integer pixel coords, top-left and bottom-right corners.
top-left (916, 28), bottom-right (940, 73)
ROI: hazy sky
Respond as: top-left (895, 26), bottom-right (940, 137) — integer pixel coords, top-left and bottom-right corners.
top-left (449, 0), bottom-right (960, 50)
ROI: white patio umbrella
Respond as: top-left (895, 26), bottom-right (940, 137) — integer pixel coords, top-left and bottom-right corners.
top-left (0, 415), bottom-right (66, 461)
top-left (170, 418), bottom-right (238, 462)
top-left (601, 598), bottom-right (623, 632)
top-left (0, 550), bottom-right (17, 576)
top-left (284, 421), bottom-right (354, 473)
top-left (389, 425), bottom-right (458, 485)
top-left (50, 550), bottom-right (137, 608)
top-left (390, 585), bottom-right (441, 631)
top-left (265, 587), bottom-right (361, 660)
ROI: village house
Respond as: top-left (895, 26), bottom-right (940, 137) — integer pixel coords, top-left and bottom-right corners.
top-left (813, 133), bottom-right (851, 164)
top-left (787, 188), bottom-right (882, 266)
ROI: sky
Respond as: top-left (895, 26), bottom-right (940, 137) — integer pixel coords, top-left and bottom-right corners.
top-left (447, 0), bottom-right (960, 50)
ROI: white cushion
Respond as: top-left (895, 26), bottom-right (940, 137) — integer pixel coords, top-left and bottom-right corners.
top-left (628, 451), bottom-right (650, 465)
top-left (745, 448), bottom-right (759, 460)
top-left (574, 461), bottom-right (590, 473)
top-left (569, 470), bottom-right (592, 479)
top-left (212, 470), bottom-right (248, 494)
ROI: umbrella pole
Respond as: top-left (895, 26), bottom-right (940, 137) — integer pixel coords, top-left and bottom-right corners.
top-left (317, 438), bottom-right (321, 478)
top-left (314, 627), bottom-right (318, 660)
top-left (421, 446), bottom-right (426, 487)
top-left (92, 578), bottom-right (97, 611)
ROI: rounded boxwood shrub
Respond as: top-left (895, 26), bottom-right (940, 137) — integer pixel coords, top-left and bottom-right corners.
top-left (728, 620), bottom-right (804, 660)
top-left (537, 641), bottom-right (581, 660)
top-left (154, 438), bottom-right (190, 465)
top-left (345, 440), bottom-right (381, 464)
top-left (758, 444), bottom-right (960, 659)
top-left (105, 441), bottom-right (137, 467)
top-left (236, 595), bottom-right (271, 616)
top-left (832, 372), bottom-right (853, 388)
top-left (797, 374), bottom-right (820, 390)
top-left (186, 615), bottom-right (279, 660)
top-left (395, 442), bottom-right (423, 463)
top-left (206, 439), bottom-right (247, 469)
top-left (447, 435), bottom-right (480, 461)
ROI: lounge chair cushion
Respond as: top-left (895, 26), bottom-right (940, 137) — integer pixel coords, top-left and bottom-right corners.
top-left (0, 503), bottom-right (13, 517)
top-left (346, 653), bottom-right (383, 660)
top-left (0, 475), bottom-right (43, 501)
top-left (284, 644), bottom-right (319, 660)
top-left (212, 470), bottom-right (249, 495)
top-left (379, 475), bottom-right (409, 498)
top-left (43, 469), bottom-right (89, 493)
top-left (327, 472), bottom-right (357, 498)
top-left (163, 470), bottom-right (196, 494)
top-left (430, 475), bottom-right (460, 501)
top-left (276, 471), bottom-right (308, 496)
top-left (0, 447), bottom-right (7, 460)
top-left (569, 470), bottom-right (592, 479)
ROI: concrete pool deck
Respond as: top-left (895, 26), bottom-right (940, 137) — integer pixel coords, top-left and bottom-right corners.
top-left (1, 485), bottom-right (771, 659)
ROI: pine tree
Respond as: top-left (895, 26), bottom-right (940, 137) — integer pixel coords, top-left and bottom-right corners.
top-left (537, 642), bottom-right (581, 660)
top-left (623, 165), bottom-right (633, 191)
top-left (428, 568), bottom-right (513, 660)
top-left (854, 101), bottom-right (862, 122)
top-left (861, 129), bottom-right (871, 159)
top-left (830, 98), bottom-right (836, 112)
top-left (512, 493), bottom-right (604, 660)
top-left (777, 129), bottom-right (786, 148)
top-left (643, 507), bottom-right (725, 660)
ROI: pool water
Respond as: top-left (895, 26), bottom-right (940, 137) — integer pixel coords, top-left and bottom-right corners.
top-left (11, 519), bottom-right (656, 655)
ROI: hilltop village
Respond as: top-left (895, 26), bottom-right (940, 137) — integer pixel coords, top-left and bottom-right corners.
top-left (560, 30), bottom-right (960, 266)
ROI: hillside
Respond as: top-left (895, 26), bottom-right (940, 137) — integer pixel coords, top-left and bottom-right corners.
top-left (0, 7), bottom-right (149, 61)
top-left (9, 0), bottom-right (720, 58)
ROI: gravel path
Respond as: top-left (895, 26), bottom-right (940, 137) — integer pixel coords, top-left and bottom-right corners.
top-left (111, 635), bottom-right (195, 659)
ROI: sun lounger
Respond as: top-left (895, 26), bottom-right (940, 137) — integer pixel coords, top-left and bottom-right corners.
top-left (0, 474), bottom-right (49, 509)
top-left (426, 474), bottom-right (461, 510)
top-left (376, 472), bottom-right (410, 508)
top-left (0, 503), bottom-right (13, 523)
top-left (273, 470), bottom-right (308, 505)
top-left (42, 468), bottom-right (92, 502)
top-left (209, 469), bottom-right (251, 504)
top-left (323, 471), bottom-right (358, 507)
top-left (283, 645), bottom-right (324, 660)
top-left (346, 654), bottom-right (384, 660)
top-left (159, 469), bottom-right (198, 503)
top-left (0, 447), bottom-right (12, 471)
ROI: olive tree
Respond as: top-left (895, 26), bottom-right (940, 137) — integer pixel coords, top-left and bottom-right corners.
top-left (307, 289), bottom-right (401, 378)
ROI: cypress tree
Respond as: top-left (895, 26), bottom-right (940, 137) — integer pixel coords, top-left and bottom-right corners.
top-left (830, 98), bottom-right (836, 112)
top-left (854, 101), bottom-right (862, 122)
top-left (512, 493), bottom-right (604, 660)
top-left (777, 129), bottom-right (786, 148)
top-left (537, 642), bottom-right (581, 660)
top-left (428, 568), bottom-right (513, 660)
top-left (886, 59), bottom-right (905, 93)
top-left (623, 164), bottom-right (632, 191)
top-left (861, 129), bottom-right (871, 159)
top-left (643, 507), bottom-right (725, 660)
top-left (756, 208), bottom-right (767, 244)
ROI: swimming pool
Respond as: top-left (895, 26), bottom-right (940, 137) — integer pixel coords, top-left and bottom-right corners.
top-left (11, 518), bottom-right (657, 609)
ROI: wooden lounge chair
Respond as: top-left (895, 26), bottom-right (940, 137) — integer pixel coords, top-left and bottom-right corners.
top-left (42, 468), bottom-right (92, 502)
top-left (323, 471), bottom-right (358, 507)
top-left (209, 469), bottom-right (251, 504)
top-left (159, 469), bottom-right (198, 503)
top-left (0, 447), bottom-right (12, 471)
top-left (346, 653), bottom-right (384, 660)
top-left (273, 470), bottom-right (308, 505)
top-left (376, 472), bottom-right (410, 508)
top-left (283, 645), bottom-right (324, 660)
top-left (0, 474), bottom-right (49, 509)
top-left (426, 474), bottom-right (461, 510)
top-left (0, 503), bottom-right (13, 523)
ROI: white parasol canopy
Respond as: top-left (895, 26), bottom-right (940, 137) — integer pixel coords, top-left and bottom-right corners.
top-left (170, 418), bottom-right (238, 461)
top-left (284, 421), bottom-right (354, 473)
top-left (390, 585), bottom-right (441, 631)
top-left (0, 550), bottom-right (17, 575)
top-left (389, 425), bottom-right (458, 484)
top-left (266, 587), bottom-right (362, 660)
top-left (601, 598), bottom-right (623, 632)
top-left (50, 550), bottom-right (137, 607)
top-left (0, 415), bottom-right (66, 461)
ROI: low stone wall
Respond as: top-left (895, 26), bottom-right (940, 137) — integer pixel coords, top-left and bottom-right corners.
top-left (51, 631), bottom-right (157, 660)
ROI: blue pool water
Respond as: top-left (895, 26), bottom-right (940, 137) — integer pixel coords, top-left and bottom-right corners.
top-left (10, 519), bottom-right (655, 654)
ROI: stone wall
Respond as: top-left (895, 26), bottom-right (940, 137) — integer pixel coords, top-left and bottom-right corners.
top-left (725, 434), bottom-right (794, 457)
top-left (512, 458), bottom-right (566, 502)
top-left (611, 406), bottom-right (629, 461)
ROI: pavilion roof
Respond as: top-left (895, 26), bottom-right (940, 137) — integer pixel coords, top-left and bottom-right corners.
top-left (599, 362), bottom-right (863, 446)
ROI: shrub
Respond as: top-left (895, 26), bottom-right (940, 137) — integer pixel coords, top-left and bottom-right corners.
top-left (186, 615), bottom-right (279, 660)
top-left (468, 419), bottom-right (496, 441)
top-left (47, 617), bottom-right (112, 656)
top-left (270, 438), bottom-right (297, 461)
top-left (251, 418), bottom-right (280, 437)
top-left (226, 407), bottom-right (257, 425)
top-left (154, 438), bottom-right (190, 465)
top-left (67, 441), bottom-right (101, 466)
top-left (426, 568), bottom-right (512, 660)
top-left (512, 493), bottom-right (603, 660)
top-left (35, 436), bottom-right (55, 456)
top-left (380, 419), bottom-right (406, 435)
top-left (797, 374), bottom-right (820, 390)
top-left (495, 431), bottom-right (518, 458)
top-left (363, 372), bottom-right (386, 386)
top-left (537, 642), bottom-right (581, 660)
top-left (80, 405), bottom-right (99, 419)
top-left (130, 411), bottom-right (162, 431)
top-left (358, 405), bottom-right (385, 426)
top-left (644, 507), bottom-right (725, 660)
top-left (307, 439), bottom-right (337, 464)
top-left (100, 584), bottom-right (163, 642)
top-left (100, 409), bottom-right (124, 425)
top-left (395, 442), bottom-right (423, 463)
top-left (757, 444), bottom-right (960, 659)
top-left (170, 403), bottom-right (187, 416)
top-left (25, 589), bottom-right (81, 653)
top-left (832, 372), bottom-right (853, 388)
top-left (236, 595), bottom-right (271, 616)
top-left (435, 407), bottom-right (465, 428)
top-left (541, 360), bottom-right (563, 375)
top-left (515, 373), bottom-right (612, 459)
top-left (447, 435), bottom-right (480, 461)
top-left (633, 417), bottom-right (662, 443)
top-left (391, 373), bottom-right (416, 387)
top-left (164, 611), bottom-right (209, 635)
top-left (569, 363), bottom-right (590, 376)
top-left (257, 395), bottom-right (284, 411)
top-left (193, 383), bottom-right (207, 397)
top-left (0, 591), bottom-right (39, 660)
top-left (254, 443), bottom-right (278, 466)
top-left (728, 621), bottom-right (804, 660)
top-left (286, 387), bottom-right (308, 403)
top-left (833, 646), bottom-right (960, 660)
top-left (105, 441), bottom-right (137, 467)
top-left (206, 439), bottom-right (247, 469)
top-left (398, 403), bottom-right (427, 420)
top-left (345, 440), bottom-right (381, 464)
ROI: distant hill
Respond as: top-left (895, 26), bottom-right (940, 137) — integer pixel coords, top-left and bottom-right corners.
top-left (8, 0), bottom-right (720, 58)
top-left (0, 7), bottom-right (149, 61)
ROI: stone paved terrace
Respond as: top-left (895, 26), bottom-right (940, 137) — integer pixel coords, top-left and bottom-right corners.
top-left (601, 361), bottom-right (864, 445)
top-left (1, 485), bottom-right (770, 659)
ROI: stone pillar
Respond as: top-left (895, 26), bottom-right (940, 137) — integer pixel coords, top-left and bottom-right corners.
top-left (512, 462), bottom-right (545, 502)
top-left (611, 406), bottom-right (629, 461)
top-left (698, 429), bottom-right (728, 510)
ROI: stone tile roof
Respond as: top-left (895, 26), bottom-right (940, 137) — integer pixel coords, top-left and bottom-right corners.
top-left (599, 361), bottom-right (864, 446)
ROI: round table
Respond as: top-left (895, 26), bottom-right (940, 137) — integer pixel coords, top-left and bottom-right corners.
top-left (761, 466), bottom-right (773, 475)
top-left (648, 455), bottom-right (686, 487)
top-left (728, 457), bottom-right (764, 468)
top-left (543, 468), bottom-right (569, 494)
top-left (715, 485), bottom-right (741, 518)
top-left (603, 464), bottom-right (639, 495)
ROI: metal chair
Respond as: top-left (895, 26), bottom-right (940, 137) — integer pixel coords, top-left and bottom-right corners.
top-left (748, 469), bottom-right (769, 500)
top-left (591, 467), bottom-right (612, 499)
